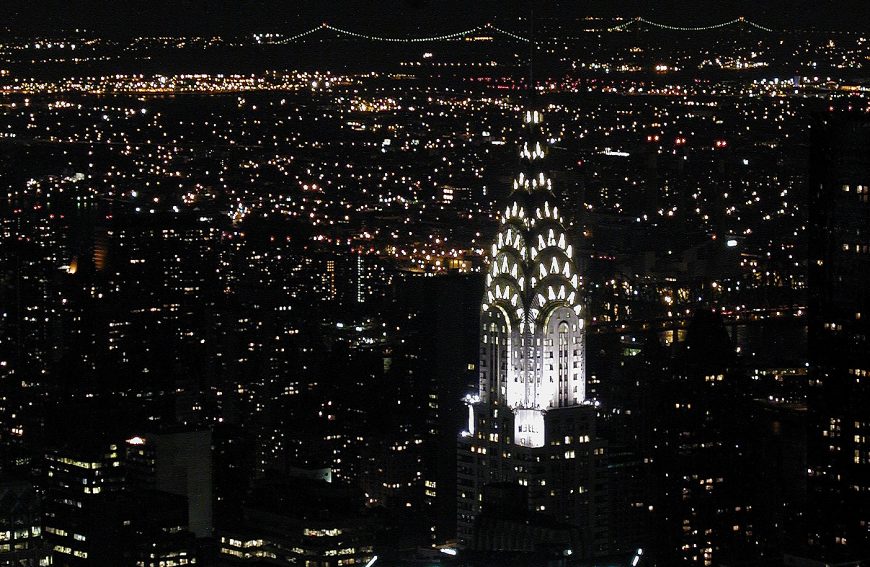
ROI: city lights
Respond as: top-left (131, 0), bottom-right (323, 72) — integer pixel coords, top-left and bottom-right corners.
top-left (1, 5), bottom-right (867, 566)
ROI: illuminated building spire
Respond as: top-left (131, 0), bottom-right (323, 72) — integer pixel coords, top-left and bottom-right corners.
top-left (478, 109), bottom-right (586, 445)
top-left (459, 108), bottom-right (596, 550)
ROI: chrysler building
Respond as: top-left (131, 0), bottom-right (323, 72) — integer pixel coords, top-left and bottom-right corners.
top-left (457, 109), bottom-right (604, 554)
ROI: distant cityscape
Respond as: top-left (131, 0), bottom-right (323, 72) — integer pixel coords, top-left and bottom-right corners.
top-left (0, 10), bottom-right (868, 567)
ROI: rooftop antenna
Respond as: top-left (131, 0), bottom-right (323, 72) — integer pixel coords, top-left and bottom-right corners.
top-left (528, 4), bottom-right (535, 104)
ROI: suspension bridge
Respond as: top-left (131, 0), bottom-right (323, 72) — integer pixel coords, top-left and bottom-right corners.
top-left (261, 16), bottom-right (785, 46)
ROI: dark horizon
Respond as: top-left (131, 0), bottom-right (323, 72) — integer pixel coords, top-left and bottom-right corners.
top-left (2, 0), bottom-right (869, 36)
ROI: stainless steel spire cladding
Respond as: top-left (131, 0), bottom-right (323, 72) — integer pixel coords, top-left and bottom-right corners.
top-left (456, 118), bottom-right (600, 547)
top-left (478, 110), bottom-right (586, 434)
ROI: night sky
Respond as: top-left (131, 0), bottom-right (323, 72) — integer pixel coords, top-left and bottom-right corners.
top-left (2, 0), bottom-right (868, 36)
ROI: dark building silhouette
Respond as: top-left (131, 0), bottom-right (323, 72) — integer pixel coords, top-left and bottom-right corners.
top-left (395, 271), bottom-right (482, 545)
top-left (125, 429), bottom-right (214, 538)
top-left (215, 477), bottom-right (376, 566)
top-left (644, 310), bottom-right (756, 565)
top-left (0, 480), bottom-right (52, 566)
top-left (469, 482), bottom-right (582, 561)
top-left (42, 441), bottom-right (125, 565)
top-left (806, 113), bottom-right (870, 561)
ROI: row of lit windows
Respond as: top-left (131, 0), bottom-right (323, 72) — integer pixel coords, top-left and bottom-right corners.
top-left (45, 455), bottom-right (102, 469)
top-left (842, 243), bottom-right (870, 254)
top-left (842, 184), bottom-right (868, 194)
top-left (303, 528), bottom-right (343, 537)
top-left (53, 545), bottom-right (87, 559)
top-left (135, 558), bottom-right (193, 566)
top-left (323, 547), bottom-right (356, 556)
top-left (0, 527), bottom-right (39, 541)
top-left (550, 435), bottom-right (590, 446)
top-left (221, 537), bottom-right (264, 549)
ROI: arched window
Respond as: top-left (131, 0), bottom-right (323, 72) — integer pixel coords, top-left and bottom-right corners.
top-left (558, 322), bottom-right (570, 406)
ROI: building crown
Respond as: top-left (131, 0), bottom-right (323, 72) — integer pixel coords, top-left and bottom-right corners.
top-left (482, 110), bottom-right (583, 334)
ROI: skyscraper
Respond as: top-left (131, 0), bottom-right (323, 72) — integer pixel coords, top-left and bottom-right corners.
top-left (125, 429), bottom-right (214, 539)
top-left (457, 110), bottom-right (606, 557)
top-left (806, 113), bottom-right (870, 560)
top-left (0, 480), bottom-right (51, 567)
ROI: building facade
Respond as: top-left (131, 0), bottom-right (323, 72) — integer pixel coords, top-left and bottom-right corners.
top-left (806, 113), bottom-right (870, 560)
top-left (0, 480), bottom-right (51, 567)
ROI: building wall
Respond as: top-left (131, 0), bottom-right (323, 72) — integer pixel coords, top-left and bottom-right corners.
top-left (807, 113), bottom-right (870, 558)
top-left (153, 429), bottom-right (214, 538)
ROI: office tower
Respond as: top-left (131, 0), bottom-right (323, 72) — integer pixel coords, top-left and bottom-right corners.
top-left (457, 110), bottom-right (606, 557)
top-left (395, 272), bottom-right (482, 545)
top-left (215, 477), bottom-right (375, 566)
top-left (0, 480), bottom-right (51, 567)
top-left (806, 113), bottom-right (870, 560)
top-left (42, 441), bottom-right (125, 565)
top-left (645, 310), bottom-right (755, 566)
top-left (125, 429), bottom-right (213, 538)
top-left (84, 490), bottom-right (197, 567)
